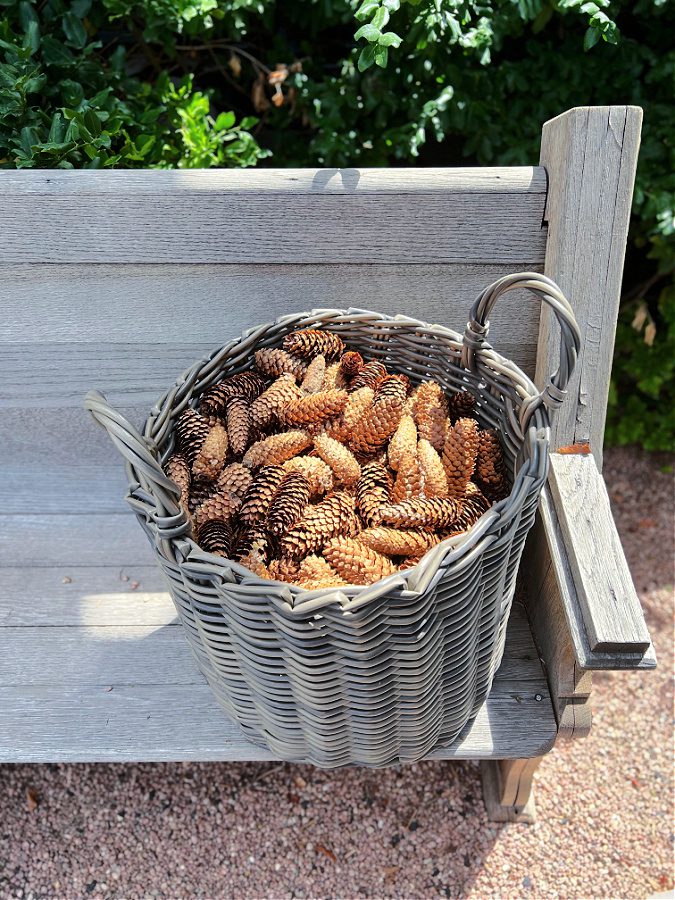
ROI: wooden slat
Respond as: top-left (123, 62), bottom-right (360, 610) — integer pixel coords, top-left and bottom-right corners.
top-left (0, 170), bottom-right (547, 264)
top-left (1, 466), bottom-right (131, 514)
top-left (548, 453), bottom-right (652, 653)
top-left (536, 106), bottom-right (642, 468)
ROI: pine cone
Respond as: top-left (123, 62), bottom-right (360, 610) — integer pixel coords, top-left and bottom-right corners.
top-left (225, 397), bottom-right (251, 457)
top-left (321, 361), bottom-right (349, 391)
top-left (300, 354), bottom-right (326, 394)
top-left (196, 519), bottom-right (233, 558)
top-left (388, 415), bottom-right (418, 471)
top-left (323, 537), bottom-right (396, 585)
top-left (313, 433), bottom-right (361, 486)
top-left (251, 374), bottom-right (304, 430)
top-left (283, 329), bottom-right (345, 361)
top-left (239, 538), bottom-right (273, 579)
top-left (165, 453), bottom-right (191, 513)
top-left (349, 376), bottom-right (405, 454)
top-left (296, 554), bottom-right (349, 589)
top-left (339, 351), bottom-right (364, 379)
top-left (358, 527), bottom-right (440, 557)
top-left (281, 492), bottom-right (357, 558)
top-left (323, 386), bottom-right (374, 443)
top-left (175, 408), bottom-right (211, 463)
top-left (200, 372), bottom-right (266, 418)
top-left (417, 439), bottom-right (448, 498)
top-left (192, 424), bottom-right (229, 480)
top-left (448, 389), bottom-right (477, 422)
top-left (215, 462), bottom-right (253, 501)
top-left (399, 555), bottom-right (426, 570)
top-left (255, 347), bottom-right (307, 380)
top-left (350, 360), bottom-right (387, 392)
top-left (243, 430), bottom-right (312, 469)
top-left (188, 477), bottom-right (216, 513)
top-left (239, 465), bottom-right (286, 525)
top-left (282, 456), bottom-right (334, 496)
top-left (232, 525), bottom-right (269, 562)
top-left (456, 483), bottom-right (492, 530)
top-left (413, 381), bottom-right (449, 450)
top-left (268, 557), bottom-right (301, 584)
top-left (280, 389), bottom-right (348, 428)
top-left (476, 429), bottom-right (509, 500)
top-left (374, 497), bottom-right (463, 530)
top-left (441, 417), bottom-right (479, 498)
top-left (193, 490), bottom-right (241, 528)
top-left (268, 472), bottom-right (310, 535)
top-left (355, 461), bottom-right (392, 526)
top-left (391, 451), bottom-right (425, 503)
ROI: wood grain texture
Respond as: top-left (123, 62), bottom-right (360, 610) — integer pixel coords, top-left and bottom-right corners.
top-left (548, 453), bottom-right (651, 653)
top-left (1, 466), bottom-right (131, 514)
top-left (537, 106), bottom-right (642, 468)
top-left (480, 757), bottom-right (542, 823)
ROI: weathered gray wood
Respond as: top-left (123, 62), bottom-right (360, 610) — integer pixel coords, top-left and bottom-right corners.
top-left (537, 106), bottom-right (642, 468)
top-left (480, 757), bottom-right (542, 823)
top-left (0, 169), bottom-right (547, 264)
top-left (549, 453), bottom-right (651, 653)
top-left (1, 466), bottom-right (130, 514)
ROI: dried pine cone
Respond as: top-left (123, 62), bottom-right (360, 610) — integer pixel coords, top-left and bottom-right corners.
top-left (175, 408), bottom-right (211, 463)
top-left (349, 376), bottom-right (405, 454)
top-left (225, 397), bottom-right (251, 457)
top-left (323, 386), bottom-right (374, 443)
top-left (313, 433), bottom-right (361, 486)
top-left (296, 554), bottom-right (349, 590)
top-left (196, 519), bottom-right (233, 558)
top-left (282, 456), bottom-right (334, 496)
top-left (391, 451), bottom-right (425, 503)
top-left (243, 430), bottom-right (312, 469)
top-left (281, 492), bottom-right (357, 558)
top-left (417, 439), bottom-right (448, 498)
top-left (321, 361), bottom-right (349, 391)
top-left (413, 381), bottom-right (449, 451)
top-left (323, 537), bottom-right (396, 585)
top-left (388, 415), bottom-right (418, 471)
top-left (232, 525), bottom-right (269, 562)
top-left (441, 417), bottom-right (479, 498)
top-left (300, 355), bottom-right (326, 394)
top-left (350, 360), bottom-right (387, 392)
top-left (215, 462), bottom-right (253, 502)
top-left (200, 372), bottom-right (266, 418)
top-left (476, 429), bottom-right (509, 500)
top-left (193, 491), bottom-right (241, 528)
top-left (356, 461), bottom-right (392, 526)
top-left (268, 472), bottom-right (310, 535)
top-left (374, 497), bottom-right (463, 530)
top-left (358, 527), bottom-right (440, 557)
top-left (448, 389), bottom-right (477, 422)
top-left (456, 483), bottom-right (491, 529)
top-left (268, 557), bottom-right (301, 584)
top-left (280, 389), bottom-right (348, 428)
top-left (188, 477), bottom-right (216, 513)
top-left (192, 424), bottom-right (229, 480)
top-left (251, 374), bottom-right (303, 430)
top-left (339, 351), bottom-right (364, 379)
top-left (255, 347), bottom-right (307, 380)
top-left (165, 453), bottom-right (191, 513)
top-left (239, 538), bottom-right (273, 579)
top-left (283, 329), bottom-right (345, 361)
top-left (239, 465), bottom-right (286, 525)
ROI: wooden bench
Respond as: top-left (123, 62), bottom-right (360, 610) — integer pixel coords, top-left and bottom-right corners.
top-left (0, 105), bottom-right (655, 822)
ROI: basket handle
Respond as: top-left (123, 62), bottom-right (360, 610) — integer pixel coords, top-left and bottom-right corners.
top-left (460, 272), bottom-right (581, 432)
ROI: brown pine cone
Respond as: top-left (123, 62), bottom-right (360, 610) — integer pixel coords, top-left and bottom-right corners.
top-left (323, 537), bottom-right (396, 585)
top-left (243, 430), bottom-right (312, 469)
top-left (296, 554), bottom-right (349, 590)
top-left (413, 381), bottom-right (449, 451)
top-left (232, 525), bottom-right (269, 562)
top-left (339, 350), bottom-right (364, 379)
top-left (399, 555), bottom-right (426, 570)
top-left (300, 354), bottom-right (326, 394)
top-left (391, 451), bottom-right (425, 503)
top-left (349, 360), bottom-right (387, 392)
top-left (200, 372), bottom-right (266, 418)
top-left (323, 386), bottom-right (374, 443)
top-left (358, 527), bottom-right (441, 557)
top-left (239, 465), bottom-right (286, 525)
top-left (283, 329), bottom-right (345, 361)
top-left (225, 396), bottom-right (251, 457)
top-left (448, 389), bottom-right (477, 422)
top-left (282, 456), bottom-right (334, 496)
top-left (251, 374), bottom-right (304, 430)
top-left (268, 472), bottom-right (310, 535)
top-left (268, 557), bottom-right (301, 584)
top-left (441, 417), bottom-right (479, 498)
top-left (476, 429), bottom-right (509, 500)
top-left (239, 537), bottom-right (273, 579)
top-left (188, 477), bottom-right (216, 513)
top-left (320, 361), bottom-right (349, 391)
top-left (280, 389), bottom-right (348, 428)
top-left (175, 408), bottom-right (211, 463)
top-left (388, 415), bottom-right (418, 471)
top-left (196, 518), bottom-right (233, 558)
top-left (281, 492), bottom-right (357, 558)
top-left (417, 439), bottom-right (448, 498)
top-left (374, 497), bottom-right (463, 530)
top-left (193, 490), bottom-right (241, 528)
top-left (192, 424), bottom-right (229, 480)
top-left (313, 433), bottom-right (361, 486)
top-left (254, 347), bottom-right (307, 380)
top-left (165, 453), bottom-right (191, 513)
top-left (349, 376), bottom-right (405, 454)
top-left (215, 462), bottom-right (252, 501)
top-left (355, 461), bottom-right (392, 526)
top-left (456, 483), bottom-right (492, 529)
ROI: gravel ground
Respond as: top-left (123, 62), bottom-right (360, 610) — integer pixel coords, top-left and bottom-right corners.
top-left (1, 446), bottom-right (673, 900)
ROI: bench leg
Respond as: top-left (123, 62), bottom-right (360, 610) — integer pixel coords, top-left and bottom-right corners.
top-left (480, 757), bottom-right (543, 824)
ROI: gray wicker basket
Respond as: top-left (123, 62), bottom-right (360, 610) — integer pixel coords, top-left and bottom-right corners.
top-left (85, 272), bottom-right (579, 767)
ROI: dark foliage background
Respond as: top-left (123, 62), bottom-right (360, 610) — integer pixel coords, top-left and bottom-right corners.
top-left (1, 0), bottom-right (673, 450)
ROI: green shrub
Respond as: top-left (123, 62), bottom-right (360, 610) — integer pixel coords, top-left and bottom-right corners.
top-left (1, 0), bottom-right (673, 450)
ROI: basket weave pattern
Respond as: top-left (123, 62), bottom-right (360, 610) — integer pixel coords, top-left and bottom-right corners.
top-left (86, 273), bottom-right (579, 767)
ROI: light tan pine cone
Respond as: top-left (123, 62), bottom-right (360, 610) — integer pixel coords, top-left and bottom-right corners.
top-left (239, 538), bottom-right (273, 579)
top-left (268, 557), bottom-right (301, 584)
top-left (267, 472), bottom-right (310, 535)
top-left (388, 415), bottom-right (418, 471)
top-left (215, 462), bottom-right (253, 502)
top-left (251, 374), bottom-right (304, 430)
top-left (355, 461), bottom-right (392, 526)
top-left (313, 433), bottom-right (361, 486)
top-left (225, 397), bottom-right (251, 457)
top-left (321, 386), bottom-right (374, 443)
top-left (196, 518), bottom-right (233, 558)
top-left (476, 429), bottom-right (509, 500)
top-left (281, 491), bottom-right (357, 558)
top-left (339, 351), bottom-right (364, 379)
top-left (232, 525), bottom-right (269, 562)
top-left (193, 490), bottom-right (241, 528)
top-left (165, 453), bottom-right (191, 513)
top-left (456, 483), bottom-right (492, 530)
top-left (282, 456), bottom-right (334, 496)
top-left (320, 361), bottom-right (350, 391)
top-left (283, 329), bottom-right (345, 361)
top-left (391, 451), bottom-right (425, 503)
top-left (349, 360), bottom-right (387, 391)
top-left (417, 439), bottom-right (448, 498)
top-left (255, 347), bottom-right (307, 380)
top-left (243, 430), bottom-right (312, 469)
top-left (374, 497), bottom-right (463, 530)
top-left (323, 537), bottom-right (396, 585)
top-left (300, 355), bottom-right (326, 394)
top-left (192, 424), bottom-right (229, 479)
top-left (349, 376), bottom-right (406, 454)
top-left (175, 408), bottom-right (211, 464)
top-left (280, 389), bottom-right (348, 428)
top-left (441, 417), bottom-right (479, 498)
top-left (448, 389), bottom-right (477, 422)
top-left (296, 554), bottom-right (349, 589)
top-left (358, 527), bottom-right (441, 557)
top-left (239, 465), bottom-right (286, 525)
top-left (200, 372), bottom-right (266, 418)
top-left (413, 381), bottom-right (449, 450)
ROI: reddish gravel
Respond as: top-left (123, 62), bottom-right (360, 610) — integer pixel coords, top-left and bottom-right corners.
top-left (1, 447), bottom-right (673, 900)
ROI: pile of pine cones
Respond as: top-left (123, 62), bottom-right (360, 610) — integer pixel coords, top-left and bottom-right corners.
top-left (164, 328), bottom-right (508, 590)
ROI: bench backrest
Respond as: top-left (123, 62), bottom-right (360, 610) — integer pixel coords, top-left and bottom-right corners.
top-left (0, 106), bottom-right (641, 491)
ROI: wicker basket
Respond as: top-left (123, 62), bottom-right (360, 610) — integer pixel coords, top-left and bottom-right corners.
top-left (85, 272), bottom-right (579, 767)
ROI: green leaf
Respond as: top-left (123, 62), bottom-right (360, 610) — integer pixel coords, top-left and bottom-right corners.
top-left (48, 112), bottom-right (65, 142)
top-left (378, 31), bottom-right (401, 48)
top-left (583, 26), bottom-right (600, 50)
top-left (355, 23), bottom-right (381, 42)
top-left (357, 43), bottom-right (376, 72)
top-left (371, 7), bottom-right (389, 29)
top-left (374, 44), bottom-right (389, 68)
top-left (62, 11), bottom-right (87, 49)
top-left (40, 35), bottom-right (75, 66)
top-left (215, 110), bottom-right (236, 130)
top-left (355, 0), bottom-right (379, 21)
